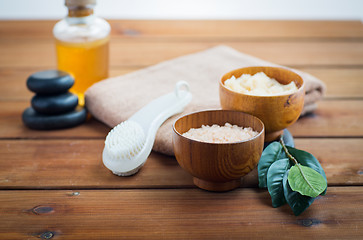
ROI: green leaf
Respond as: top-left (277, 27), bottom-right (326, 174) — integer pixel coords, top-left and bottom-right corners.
top-left (258, 142), bottom-right (283, 188)
top-left (282, 129), bottom-right (295, 147)
top-left (287, 147), bottom-right (327, 195)
top-left (283, 170), bottom-right (315, 216)
top-left (288, 164), bottom-right (327, 198)
top-left (266, 158), bottom-right (290, 207)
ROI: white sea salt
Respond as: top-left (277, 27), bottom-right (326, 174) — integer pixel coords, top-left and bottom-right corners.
top-left (224, 72), bottom-right (298, 96)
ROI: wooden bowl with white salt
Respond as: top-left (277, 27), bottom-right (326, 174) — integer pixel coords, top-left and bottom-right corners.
top-left (172, 110), bottom-right (264, 192)
top-left (219, 66), bottom-right (305, 142)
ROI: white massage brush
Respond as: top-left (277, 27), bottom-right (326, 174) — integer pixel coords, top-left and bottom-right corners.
top-left (102, 81), bottom-right (192, 176)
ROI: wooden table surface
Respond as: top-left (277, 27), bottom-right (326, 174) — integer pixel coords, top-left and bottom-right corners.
top-left (0, 20), bottom-right (362, 239)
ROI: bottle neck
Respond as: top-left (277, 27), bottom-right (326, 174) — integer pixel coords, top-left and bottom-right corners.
top-left (66, 6), bottom-right (95, 24)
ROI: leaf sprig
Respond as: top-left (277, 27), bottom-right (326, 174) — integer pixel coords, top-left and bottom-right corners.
top-left (258, 137), bottom-right (327, 216)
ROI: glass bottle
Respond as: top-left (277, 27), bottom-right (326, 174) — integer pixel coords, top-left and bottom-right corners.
top-left (53, 0), bottom-right (110, 106)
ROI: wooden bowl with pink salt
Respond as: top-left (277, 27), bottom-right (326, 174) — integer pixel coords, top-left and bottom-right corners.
top-left (172, 110), bottom-right (264, 191)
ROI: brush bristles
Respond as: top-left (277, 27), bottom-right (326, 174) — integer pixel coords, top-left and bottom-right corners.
top-left (104, 121), bottom-right (146, 162)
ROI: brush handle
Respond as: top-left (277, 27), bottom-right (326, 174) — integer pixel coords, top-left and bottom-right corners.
top-left (126, 81), bottom-right (192, 173)
top-left (103, 81), bottom-right (192, 176)
top-left (129, 81), bottom-right (192, 135)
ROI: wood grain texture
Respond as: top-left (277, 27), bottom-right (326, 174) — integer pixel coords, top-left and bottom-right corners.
top-left (1, 67), bottom-right (362, 101)
top-left (294, 139), bottom-right (363, 186)
top-left (0, 20), bottom-right (362, 239)
top-left (0, 67), bottom-right (136, 101)
top-left (301, 68), bottom-right (363, 98)
top-left (109, 20), bottom-right (363, 39)
top-left (1, 40), bottom-right (362, 68)
top-left (0, 138), bottom-right (361, 189)
top-left (0, 100), bottom-right (362, 139)
top-left (0, 139), bottom-right (192, 189)
top-left (1, 20), bottom-right (363, 39)
top-left (0, 101), bottom-right (110, 139)
top-left (220, 66), bottom-right (305, 140)
top-left (0, 187), bottom-right (362, 240)
top-left (173, 110), bottom-right (265, 191)
top-left (288, 100), bottom-right (363, 137)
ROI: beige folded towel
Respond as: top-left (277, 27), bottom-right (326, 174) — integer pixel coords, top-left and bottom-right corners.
top-left (85, 45), bottom-right (326, 155)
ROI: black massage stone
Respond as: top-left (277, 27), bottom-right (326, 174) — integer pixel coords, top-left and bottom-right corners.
top-left (22, 106), bottom-right (87, 130)
top-left (27, 70), bottom-right (74, 95)
top-left (31, 92), bottom-right (78, 115)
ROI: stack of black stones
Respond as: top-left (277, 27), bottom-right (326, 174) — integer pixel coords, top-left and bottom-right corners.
top-left (22, 70), bottom-right (87, 130)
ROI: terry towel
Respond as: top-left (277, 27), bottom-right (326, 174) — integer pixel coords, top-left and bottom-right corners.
top-left (85, 45), bottom-right (326, 155)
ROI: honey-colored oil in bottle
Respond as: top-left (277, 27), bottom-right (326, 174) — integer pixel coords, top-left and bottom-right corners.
top-left (55, 37), bottom-right (109, 105)
top-left (53, 0), bottom-right (110, 106)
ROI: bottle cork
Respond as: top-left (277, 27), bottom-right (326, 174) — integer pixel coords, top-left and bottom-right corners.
top-left (65, 0), bottom-right (96, 7)
top-left (65, 0), bottom-right (96, 17)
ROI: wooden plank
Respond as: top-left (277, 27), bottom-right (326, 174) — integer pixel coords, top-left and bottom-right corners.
top-left (109, 41), bottom-right (363, 67)
top-left (0, 100), bottom-right (362, 139)
top-left (0, 67), bottom-right (136, 101)
top-left (0, 187), bottom-right (362, 239)
top-left (1, 67), bottom-right (362, 101)
top-left (0, 138), bottom-right (361, 189)
top-left (0, 101), bottom-right (110, 139)
top-left (300, 67), bottom-right (363, 98)
top-left (0, 20), bottom-right (361, 240)
top-left (288, 100), bottom-right (363, 137)
top-left (1, 40), bottom-right (362, 68)
top-left (0, 139), bottom-right (192, 189)
top-left (109, 20), bottom-right (363, 39)
top-left (0, 20), bottom-right (362, 39)
top-left (294, 139), bottom-right (363, 186)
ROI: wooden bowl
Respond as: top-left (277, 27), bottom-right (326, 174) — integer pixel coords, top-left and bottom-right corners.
top-left (172, 110), bottom-right (264, 191)
top-left (219, 66), bottom-right (305, 142)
